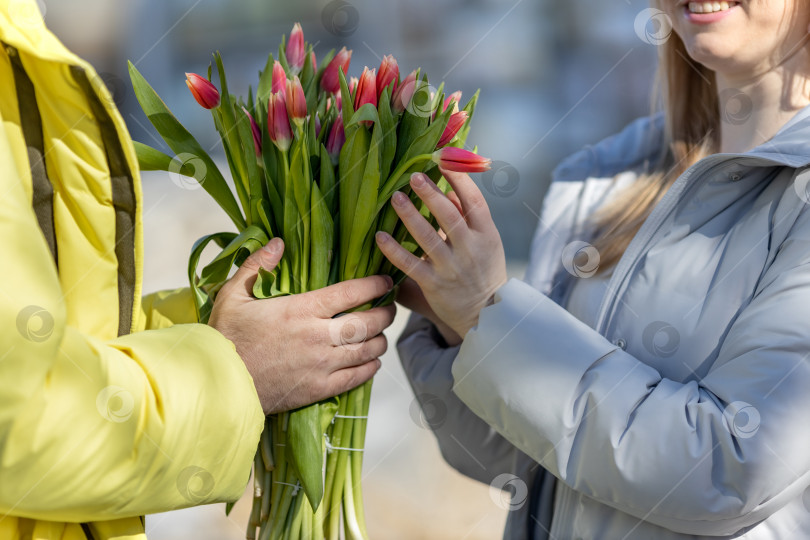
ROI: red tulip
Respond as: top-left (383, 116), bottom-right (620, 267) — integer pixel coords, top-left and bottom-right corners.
top-left (272, 61), bottom-right (287, 95)
top-left (285, 76), bottom-right (307, 127)
top-left (437, 111), bottom-right (468, 147)
top-left (443, 91), bottom-right (462, 113)
top-left (353, 67), bottom-right (377, 111)
top-left (376, 54), bottom-right (399, 99)
top-left (392, 70), bottom-right (417, 114)
top-left (267, 91), bottom-right (292, 151)
top-left (242, 107), bottom-right (262, 155)
top-left (185, 72), bottom-right (220, 109)
top-left (286, 23), bottom-right (305, 73)
top-left (320, 47), bottom-right (352, 94)
top-left (432, 147), bottom-right (491, 173)
top-left (326, 116), bottom-right (345, 163)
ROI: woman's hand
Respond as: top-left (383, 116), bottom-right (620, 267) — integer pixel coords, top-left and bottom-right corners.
top-left (209, 238), bottom-right (396, 414)
top-left (376, 169), bottom-right (507, 340)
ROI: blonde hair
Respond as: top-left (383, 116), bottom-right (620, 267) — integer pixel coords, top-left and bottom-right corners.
top-left (589, 17), bottom-right (719, 273)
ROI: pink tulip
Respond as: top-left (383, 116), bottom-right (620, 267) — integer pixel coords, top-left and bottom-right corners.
top-left (376, 54), bottom-right (399, 99)
top-left (310, 51), bottom-right (317, 71)
top-left (443, 91), bottom-right (462, 113)
top-left (320, 47), bottom-right (352, 94)
top-left (242, 107), bottom-right (262, 155)
top-left (272, 61), bottom-right (287, 95)
top-left (185, 73), bottom-right (220, 109)
top-left (437, 111), bottom-right (468, 147)
top-left (285, 76), bottom-right (307, 126)
top-left (267, 91), bottom-right (292, 151)
top-left (349, 76), bottom-right (359, 96)
top-left (432, 147), bottom-right (491, 173)
top-left (314, 113), bottom-right (322, 138)
top-left (286, 23), bottom-right (305, 73)
top-left (353, 67), bottom-right (377, 111)
top-left (326, 116), bottom-right (345, 163)
top-left (392, 70), bottom-right (417, 114)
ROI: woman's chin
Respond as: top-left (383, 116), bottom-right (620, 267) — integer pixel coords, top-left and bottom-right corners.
top-left (682, 39), bottom-right (743, 74)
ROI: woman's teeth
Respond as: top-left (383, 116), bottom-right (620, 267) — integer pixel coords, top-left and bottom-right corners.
top-left (688, 1), bottom-right (735, 13)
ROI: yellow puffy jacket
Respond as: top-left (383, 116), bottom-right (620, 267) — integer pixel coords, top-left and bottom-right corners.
top-left (0, 1), bottom-right (264, 539)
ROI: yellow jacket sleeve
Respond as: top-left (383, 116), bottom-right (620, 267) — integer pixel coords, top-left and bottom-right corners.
top-left (139, 287), bottom-right (198, 331)
top-left (0, 113), bottom-right (264, 522)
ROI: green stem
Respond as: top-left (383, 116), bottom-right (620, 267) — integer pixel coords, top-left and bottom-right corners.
top-left (375, 153), bottom-right (434, 213)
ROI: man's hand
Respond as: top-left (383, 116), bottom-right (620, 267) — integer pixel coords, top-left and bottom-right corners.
top-left (209, 238), bottom-right (396, 414)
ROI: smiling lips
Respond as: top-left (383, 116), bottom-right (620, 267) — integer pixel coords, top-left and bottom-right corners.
top-left (687, 1), bottom-right (739, 14)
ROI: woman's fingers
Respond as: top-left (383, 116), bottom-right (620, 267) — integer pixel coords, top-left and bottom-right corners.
top-left (408, 173), bottom-right (469, 242)
top-left (390, 190), bottom-right (450, 261)
top-left (438, 167), bottom-right (494, 231)
top-left (375, 231), bottom-right (430, 283)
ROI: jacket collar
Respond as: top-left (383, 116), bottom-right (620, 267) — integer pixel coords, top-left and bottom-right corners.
top-left (554, 103), bottom-right (810, 184)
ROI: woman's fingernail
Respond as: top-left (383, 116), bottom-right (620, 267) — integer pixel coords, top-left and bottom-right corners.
top-left (410, 172), bottom-right (426, 187)
top-left (383, 275), bottom-right (394, 289)
top-left (392, 191), bottom-right (408, 206)
top-left (375, 231), bottom-right (389, 244)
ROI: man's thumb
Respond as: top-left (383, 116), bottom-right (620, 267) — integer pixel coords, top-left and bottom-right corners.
top-left (230, 238), bottom-right (285, 296)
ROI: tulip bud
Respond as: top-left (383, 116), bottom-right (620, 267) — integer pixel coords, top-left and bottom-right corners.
top-left (242, 107), bottom-right (262, 155)
top-left (376, 54), bottom-right (399, 99)
top-left (267, 91), bottom-right (292, 152)
top-left (314, 113), bottom-right (322, 138)
top-left (432, 147), bottom-right (491, 173)
top-left (285, 76), bottom-right (307, 127)
top-left (185, 72), bottom-right (220, 109)
top-left (272, 61), bottom-right (287, 95)
top-left (320, 47), bottom-right (352, 94)
top-left (443, 91), bottom-right (462, 113)
top-left (310, 51), bottom-right (317, 71)
top-left (391, 70), bottom-right (417, 114)
top-left (437, 111), bottom-right (468, 148)
top-left (353, 67), bottom-right (377, 111)
top-left (349, 76), bottom-right (359, 96)
top-left (286, 23), bottom-right (305, 73)
top-left (326, 116), bottom-right (345, 164)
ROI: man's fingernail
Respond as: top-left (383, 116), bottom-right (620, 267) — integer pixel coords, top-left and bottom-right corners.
top-left (375, 231), bottom-right (389, 244)
top-left (410, 172), bottom-right (426, 187)
top-left (264, 238), bottom-right (282, 254)
top-left (383, 275), bottom-right (394, 289)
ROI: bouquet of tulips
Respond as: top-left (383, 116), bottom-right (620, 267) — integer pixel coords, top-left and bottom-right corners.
top-left (128, 23), bottom-right (490, 540)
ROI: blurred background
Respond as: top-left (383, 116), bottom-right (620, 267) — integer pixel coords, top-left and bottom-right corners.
top-left (41, 0), bottom-right (659, 537)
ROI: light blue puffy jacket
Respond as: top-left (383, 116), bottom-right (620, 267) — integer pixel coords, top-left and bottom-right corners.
top-left (398, 107), bottom-right (810, 539)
